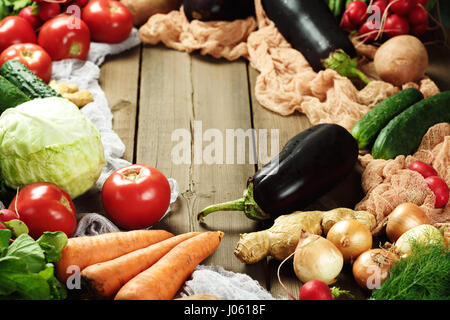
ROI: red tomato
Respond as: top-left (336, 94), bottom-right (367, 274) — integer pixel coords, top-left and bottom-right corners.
top-left (102, 164), bottom-right (171, 230)
top-left (38, 3), bottom-right (61, 21)
top-left (299, 280), bottom-right (334, 300)
top-left (19, 6), bottom-right (43, 30)
top-left (8, 182), bottom-right (77, 239)
top-left (82, 0), bottom-right (133, 43)
top-left (0, 43), bottom-right (53, 83)
top-left (425, 176), bottom-right (449, 208)
top-left (37, 14), bottom-right (90, 61)
top-left (0, 16), bottom-right (37, 53)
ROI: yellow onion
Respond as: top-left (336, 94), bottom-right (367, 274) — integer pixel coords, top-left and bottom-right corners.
top-left (394, 224), bottom-right (442, 258)
top-left (326, 219), bottom-right (373, 263)
top-left (386, 203), bottom-right (430, 242)
top-left (293, 230), bottom-right (343, 285)
top-left (352, 249), bottom-right (397, 290)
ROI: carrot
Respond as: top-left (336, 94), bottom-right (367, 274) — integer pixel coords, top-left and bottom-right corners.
top-left (114, 231), bottom-right (224, 300)
top-left (81, 232), bottom-right (201, 299)
top-left (55, 229), bottom-right (173, 283)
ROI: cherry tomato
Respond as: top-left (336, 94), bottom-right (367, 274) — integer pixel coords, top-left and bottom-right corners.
top-left (409, 161), bottom-right (438, 178)
top-left (0, 43), bottom-right (53, 83)
top-left (299, 280), bottom-right (334, 300)
top-left (38, 14), bottom-right (90, 61)
top-left (0, 209), bottom-right (20, 223)
top-left (18, 6), bottom-right (43, 31)
top-left (425, 176), bottom-right (449, 208)
top-left (102, 164), bottom-right (171, 230)
top-left (8, 182), bottom-right (77, 239)
top-left (0, 16), bottom-right (37, 53)
top-left (82, 0), bottom-right (133, 43)
top-left (38, 2), bottom-right (61, 21)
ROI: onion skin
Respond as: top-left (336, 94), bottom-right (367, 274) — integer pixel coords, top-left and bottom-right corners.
top-left (352, 249), bottom-right (397, 290)
top-left (293, 230), bottom-right (343, 285)
top-left (394, 224), bottom-right (443, 258)
top-left (386, 203), bottom-right (430, 242)
top-left (326, 219), bottom-right (373, 263)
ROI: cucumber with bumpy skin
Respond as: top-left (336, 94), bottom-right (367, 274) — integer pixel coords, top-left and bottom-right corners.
top-left (372, 91), bottom-right (450, 160)
top-left (0, 60), bottom-right (61, 100)
top-left (351, 88), bottom-right (424, 150)
top-left (0, 75), bottom-right (30, 113)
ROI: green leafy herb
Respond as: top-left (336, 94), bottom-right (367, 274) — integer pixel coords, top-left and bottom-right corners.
top-left (0, 0), bottom-right (32, 19)
top-left (371, 239), bottom-right (450, 300)
top-left (0, 229), bottom-right (68, 300)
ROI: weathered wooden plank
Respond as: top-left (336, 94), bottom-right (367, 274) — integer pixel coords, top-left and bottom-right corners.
top-left (99, 46), bottom-right (141, 163)
top-left (188, 55), bottom-right (267, 287)
top-left (135, 45), bottom-right (194, 237)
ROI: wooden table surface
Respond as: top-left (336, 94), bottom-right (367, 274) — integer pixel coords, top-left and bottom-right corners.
top-left (75, 40), bottom-right (450, 300)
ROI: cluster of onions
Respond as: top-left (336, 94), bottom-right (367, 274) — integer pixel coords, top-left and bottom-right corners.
top-left (326, 219), bottom-right (373, 263)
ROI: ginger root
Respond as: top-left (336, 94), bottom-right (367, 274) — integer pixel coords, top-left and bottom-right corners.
top-left (49, 80), bottom-right (94, 108)
top-left (234, 208), bottom-right (376, 264)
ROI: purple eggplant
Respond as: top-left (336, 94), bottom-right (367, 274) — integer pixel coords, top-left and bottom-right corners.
top-left (183, 0), bottom-right (255, 22)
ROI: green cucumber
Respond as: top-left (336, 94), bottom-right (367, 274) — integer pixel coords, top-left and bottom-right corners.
top-left (0, 60), bottom-right (61, 100)
top-left (351, 88), bottom-right (424, 150)
top-left (0, 75), bottom-right (30, 114)
top-left (372, 91), bottom-right (450, 160)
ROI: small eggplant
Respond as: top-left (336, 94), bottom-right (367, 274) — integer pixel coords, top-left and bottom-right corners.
top-left (183, 0), bottom-right (255, 22)
top-left (197, 124), bottom-right (359, 222)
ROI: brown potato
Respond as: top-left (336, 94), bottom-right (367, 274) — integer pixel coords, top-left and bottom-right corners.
top-left (121, 0), bottom-right (182, 26)
top-left (374, 35), bottom-right (428, 87)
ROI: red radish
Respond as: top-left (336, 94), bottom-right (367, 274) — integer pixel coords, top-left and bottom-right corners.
top-left (384, 14), bottom-right (410, 37)
top-left (416, 0), bottom-right (428, 5)
top-left (0, 209), bottom-right (20, 222)
top-left (389, 0), bottom-right (417, 16)
top-left (299, 280), bottom-right (334, 300)
top-left (409, 4), bottom-right (428, 25)
top-left (369, 0), bottom-right (388, 17)
top-left (18, 6), bottom-right (42, 30)
top-left (409, 161), bottom-right (438, 178)
top-left (0, 222), bottom-right (7, 230)
top-left (346, 1), bottom-right (369, 26)
top-left (341, 13), bottom-right (356, 31)
top-left (38, 3), bottom-right (61, 21)
top-left (411, 23), bottom-right (428, 35)
top-left (359, 19), bottom-right (380, 41)
top-left (425, 176), bottom-right (449, 208)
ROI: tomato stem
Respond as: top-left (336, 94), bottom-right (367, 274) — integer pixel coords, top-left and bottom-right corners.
top-left (122, 169), bottom-right (142, 181)
top-left (69, 42), bottom-right (82, 57)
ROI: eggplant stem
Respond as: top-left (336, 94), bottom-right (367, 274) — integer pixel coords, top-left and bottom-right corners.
top-left (197, 198), bottom-right (245, 222)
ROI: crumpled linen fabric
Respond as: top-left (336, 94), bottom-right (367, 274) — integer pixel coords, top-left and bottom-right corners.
top-left (138, 0), bottom-right (440, 130)
top-left (178, 265), bottom-right (277, 300)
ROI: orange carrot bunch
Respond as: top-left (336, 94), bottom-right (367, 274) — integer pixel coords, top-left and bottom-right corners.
top-left (54, 229), bottom-right (224, 300)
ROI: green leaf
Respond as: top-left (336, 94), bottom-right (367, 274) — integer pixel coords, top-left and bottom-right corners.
top-left (5, 233), bottom-right (46, 273)
top-left (0, 229), bottom-right (11, 251)
top-left (37, 231), bottom-right (68, 263)
top-left (0, 256), bottom-right (51, 300)
top-left (3, 219), bottom-right (28, 238)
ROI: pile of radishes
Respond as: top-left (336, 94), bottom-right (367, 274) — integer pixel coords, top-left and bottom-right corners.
top-left (341, 0), bottom-right (431, 42)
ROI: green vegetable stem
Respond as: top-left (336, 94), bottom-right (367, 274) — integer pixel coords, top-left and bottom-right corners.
top-left (323, 49), bottom-right (371, 85)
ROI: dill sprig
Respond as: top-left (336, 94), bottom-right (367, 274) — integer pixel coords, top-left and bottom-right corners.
top-left (371, 239), bottom-right (450, 300)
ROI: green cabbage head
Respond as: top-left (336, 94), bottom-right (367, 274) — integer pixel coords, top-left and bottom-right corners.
top-left (0, 97), bottom-right (106, 199)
